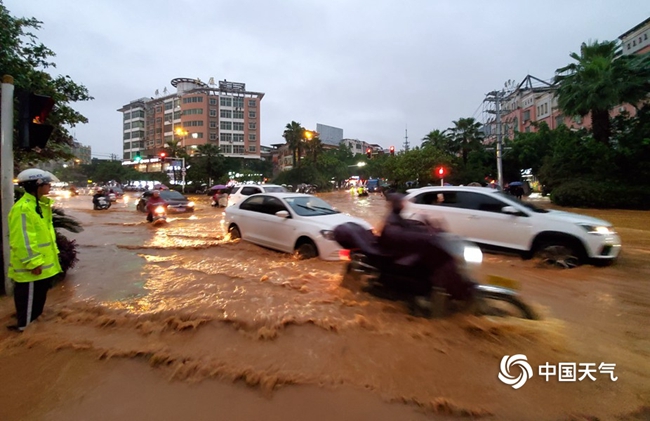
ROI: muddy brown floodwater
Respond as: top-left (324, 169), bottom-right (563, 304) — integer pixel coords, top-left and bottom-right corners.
top-left (0, 191), bottom-right (648, 421)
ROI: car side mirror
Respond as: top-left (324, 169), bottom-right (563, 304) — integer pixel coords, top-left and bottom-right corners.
top-left (502, 205), bottom-right (521, 215)
top-left (275, 210), bottom-right (290, 218)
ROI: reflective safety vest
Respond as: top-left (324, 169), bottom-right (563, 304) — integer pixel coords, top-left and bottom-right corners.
top-left (8, 193), bottom-right (62, 282)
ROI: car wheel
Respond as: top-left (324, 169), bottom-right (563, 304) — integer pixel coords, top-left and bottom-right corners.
top-left (536, 242), bottom-right (581, 269)
top-left (295, 240), bottom-right (318, 260)
top-left (229, 225), bottom-right (241, 240)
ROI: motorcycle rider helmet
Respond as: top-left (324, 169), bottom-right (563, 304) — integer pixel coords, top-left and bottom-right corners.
top-left (16, 168), bottom-right (59, 188)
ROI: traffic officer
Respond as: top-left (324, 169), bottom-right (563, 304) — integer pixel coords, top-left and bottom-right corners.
top-left (8, 168), bottom-right (62, 332)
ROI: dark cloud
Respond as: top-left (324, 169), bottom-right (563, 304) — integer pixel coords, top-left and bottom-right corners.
top-left (6, 0), bottom-right (646, 157)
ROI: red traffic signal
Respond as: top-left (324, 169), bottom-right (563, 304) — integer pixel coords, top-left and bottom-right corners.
top-left (17, 90), bottom-right (55, 150)
top-left (437, 167), bottom-right (445, 177)
top-left (389, 146), bottom-right (395, 156)
top-left (160, 151), bottom-right (167, 159)
top-left (366, 148), bottom-right (372, 158)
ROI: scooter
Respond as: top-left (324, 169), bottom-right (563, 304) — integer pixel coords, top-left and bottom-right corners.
top-left (150, 205), bottom-right (168, 226)
top-left (93, 195), bottom-right (111, 210)
top-left (333, 222), bottom-right (537, 320)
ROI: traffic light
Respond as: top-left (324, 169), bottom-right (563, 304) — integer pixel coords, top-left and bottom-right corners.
top-left (134, 152), bottom-right (142, 162)
top-left (160, 151), bottom-right (167, 160)
top-left (437, 167), bottom-right (445, 177)
top-left (366, 148), bottom-right (372, 159)
top-left (389, 146), bottom-right (395, 156)
top-left (17, 90), bottom-right (55, 149)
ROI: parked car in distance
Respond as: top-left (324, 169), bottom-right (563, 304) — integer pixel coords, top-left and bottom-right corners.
top-left (402, 186), bottom-right (621, 268)
top-left (136, 190), bottom-right (195, 213)
top-left (224, 193), bottom-right (373, 260)
top-left (227, 184), bottom-right (288, 207)
top-left (366, 179), bottom-right (381, 193)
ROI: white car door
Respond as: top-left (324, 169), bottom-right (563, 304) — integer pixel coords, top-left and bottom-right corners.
top-left (454, 191), bottom-right (533, 251)
top-left (255, 197), bottom-right (296, 253)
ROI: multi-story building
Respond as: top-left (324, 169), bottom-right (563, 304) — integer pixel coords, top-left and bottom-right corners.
top-left (118, 78), bottom-right (264, 161)
top-left (316, 123), bottom-right (343, 149)
top-left (620, 17), bottom-right (650, 56)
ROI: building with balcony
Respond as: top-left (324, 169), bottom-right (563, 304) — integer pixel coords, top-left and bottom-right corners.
top-left (118, 78), bottom-right (264, 161)
top-left (620, 17), bottom-right (650, 56)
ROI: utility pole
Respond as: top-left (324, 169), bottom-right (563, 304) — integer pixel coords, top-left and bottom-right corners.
top-left (1, 75), bottom-right (15, 295)
top-left (485, 90), bottom-right (506, 189)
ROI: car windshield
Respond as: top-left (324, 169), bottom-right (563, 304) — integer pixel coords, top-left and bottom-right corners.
top-left (284, 196), bottom-right (340, 216)
top-left (161, 190), bottom-right (186, 200)
top-left (493, 191), bottom-right (548, 213)
top-left (263, 186), bottom-right (288, 193)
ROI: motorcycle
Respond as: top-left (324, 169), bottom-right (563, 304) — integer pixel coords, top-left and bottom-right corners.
top-left (93, 195), bottom-right (111, 210)
top-left (333, 222), bottom-right (537, 320)
top-left (150, 205), bottom-right (168, 226)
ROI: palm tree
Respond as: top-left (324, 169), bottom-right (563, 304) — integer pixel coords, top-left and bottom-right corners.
top-left (421, 129), bottom-right (450, 150)
top-left (304, 135), bottom-right (324, 164)
top-left (554, 40), bottom-right (650, 145)
top-left (283, 121), bottom-right (304, 168)
top-left (449, 118), bottom-right (484, 165)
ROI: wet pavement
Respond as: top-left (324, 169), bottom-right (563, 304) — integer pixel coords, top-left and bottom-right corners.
top-left (0, 191), bottom-right (648, 420)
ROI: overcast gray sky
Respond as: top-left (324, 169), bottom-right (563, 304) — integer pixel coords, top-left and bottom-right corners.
top-left (6, 0), bottom-right (648, 158)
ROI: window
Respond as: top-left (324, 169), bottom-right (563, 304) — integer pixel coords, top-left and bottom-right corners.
top-left (209, 109), bottom-right (217, 117)
top-left (233, 134), bottom-right (244, 142)
top-left (523, 110), bottom-right (530, 121)
top-left (131, 120), bottom-right (144, 129)
top-left (123, 112), bottom-right (131, 120)
top-left (248, 99), bottom-right (256, 108)
top-left (156, 106), bottom-right (162, 113)
top-left (233, 145), bottom-right (245, 154)
top-left (220, 109), bottom-right (232, 118)
top-left (164, 102), bottom-right (173, 110)
top-left (123, 132), bottom-right (131, 140)
top-left (193, 132), bottom-right (204, 138)
top-left (261, 197), bottom-right (287, 215)
top-left (220, 97), bottom-right (232, 107)
top-left (233, 110), bottom-right (244, 119)
top-left (209, 132), bottom-right (218, 140)
top-left (182, 96), bottom-right (203, 103)
top-left (233, 98), bottom-right (244, 108)
top-left (233, 122), bottom-right (244, 131)
top-left (249, 122), bottom-right (257, 130)
top-left (555, 115), bottom-right (565, 127)
top-left (209, 121), bottom-right (217, 128)
top-left (209, 98), bottom-right (217, 105)
top-left (249, 145), bottom-right (257, 152)
top-left (124, 141), bottom-right (131, 149)
top-left (156, 117), bottom-right (162, 124)
top-left (221, 133), bottom-right (232, 142)
top-left (182, 108), bottom-right (203, 115)
top-left (182, 121), bottom-right (204, 127)
top-left (249, 133), bottom-right (256, 141)
top-left (221, 145), bottom-right (232, 154)
top-left (123, 123), bottom-right (131, 130)
top-left (239, 195), bottom-right (265, 212)
top-left (221, 121), bottom-right (232, 130)
top-left (131, 110), bottom-right (145, 119)
top-left (249, 110), bottom-right (256, 118)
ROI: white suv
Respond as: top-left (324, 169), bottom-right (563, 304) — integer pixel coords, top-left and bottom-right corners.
top-left (227, 184), bottom-right (288, 207)
top-left (402, 186), bottom-right (621, 268)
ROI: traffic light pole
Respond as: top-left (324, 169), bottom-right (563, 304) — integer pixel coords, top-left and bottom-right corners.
top-left (1, 75), bottom-right (15, 295)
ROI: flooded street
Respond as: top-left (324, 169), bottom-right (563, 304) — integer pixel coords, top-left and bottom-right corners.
top-left (0, 191), bottom-right (648, 421)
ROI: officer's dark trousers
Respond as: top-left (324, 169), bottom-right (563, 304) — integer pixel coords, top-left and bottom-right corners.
top-left (13, 277), bottom-right (53, 329)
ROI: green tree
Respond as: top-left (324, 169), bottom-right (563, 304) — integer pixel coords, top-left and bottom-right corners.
top-left (0, 2), bottom-right (93, 165)
top-left (283, 121), bottom-right (304, 168)
top-left (448, 118), bottom-right (484, 165)
top-left (554, 40), bottom-right (650, 145)
top-left (421, 129), bottom-right (450, 151)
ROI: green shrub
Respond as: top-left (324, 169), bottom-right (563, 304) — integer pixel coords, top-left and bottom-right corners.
top-left (551, 179), bottom-right (650, 209)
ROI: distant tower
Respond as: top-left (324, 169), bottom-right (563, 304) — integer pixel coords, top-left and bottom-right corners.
top-left (402, 126), bottom-right (410, 152)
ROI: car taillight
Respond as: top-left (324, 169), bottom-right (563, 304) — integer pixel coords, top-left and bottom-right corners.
top-left (339, 249), bottom-right (351, 261)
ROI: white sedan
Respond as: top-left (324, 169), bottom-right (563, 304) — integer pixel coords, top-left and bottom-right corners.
top-left (223, 193), bottom-right (373, 260)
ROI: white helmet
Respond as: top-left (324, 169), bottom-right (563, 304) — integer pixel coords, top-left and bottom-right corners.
top-left (16, 168), bottom-right (59, 186)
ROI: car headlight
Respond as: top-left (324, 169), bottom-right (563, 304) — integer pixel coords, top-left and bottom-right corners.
top-left (320, 230), bottom-right (336, 241)
top-left (187, 201), bottom-right (195, 207)
top-left (580, 225), bottom-right (615, 234)
top-left (463, 245), bottom-right (483, 264)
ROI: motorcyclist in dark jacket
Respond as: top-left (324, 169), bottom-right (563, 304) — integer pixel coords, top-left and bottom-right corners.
top-left (379, 193), bottom-right (475, 301)
top-left (92, 187), bottom-right (108, 208)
